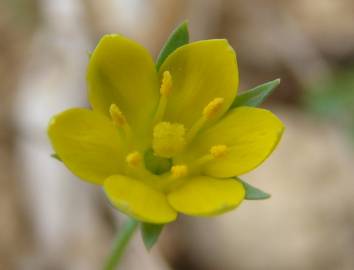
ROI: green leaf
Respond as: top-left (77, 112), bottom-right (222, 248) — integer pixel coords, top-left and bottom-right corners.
top-left (231, 79), bottom-right (280, 108)
top-left (141, 223), bottom-right (164, 250)
top-left (51, 153), bottom-right (62, 161)
top-left (237, 178), bottom-right (271, 200)
top-left (156, 20), bottom-right (189, 70)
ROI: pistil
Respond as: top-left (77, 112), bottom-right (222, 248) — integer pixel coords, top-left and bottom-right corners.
top-left (152, 122), bottom-right (186, 158)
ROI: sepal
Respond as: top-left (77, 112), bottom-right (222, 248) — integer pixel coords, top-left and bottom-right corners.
top-left (231, 79), bottom-right (280, 108)
top-left (156, 20), bottom-right (189, 70)
top-left (237, 178), bottom-right (271, 200)
top-left (141, 222), bottom-right (164, 250)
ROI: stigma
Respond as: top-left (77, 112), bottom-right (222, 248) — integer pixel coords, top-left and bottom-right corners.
top-left (152, 122), bottom-right (186, 158)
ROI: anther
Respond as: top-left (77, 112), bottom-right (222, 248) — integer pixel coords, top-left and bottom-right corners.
top-left (190, 145), bottom-right (229, 172)
top-left (126, 151), bottom-right (142, 167)
top-left (203, 98), bottom-right (224, 119)
top-left (109, 104), bottom-right (133, 142)
top-left (109, 104), bottom-right (126, 127)
top-left (160, 71), bottom-right (172, 96)
top-left (154, 71), bottom-right (173, 124)
top-left (186, 98), bottom-right (225, 144)
top-left (210, 144), bottom-right (228, 158)
top-left (171, 165), bottom-right (188, 179)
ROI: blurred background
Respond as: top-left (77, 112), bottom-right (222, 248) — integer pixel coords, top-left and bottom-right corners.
top-left (1, 0), bottom-right (354, 269)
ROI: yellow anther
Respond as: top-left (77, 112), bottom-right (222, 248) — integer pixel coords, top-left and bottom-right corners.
top-left (160, 71), bottom-right (172, 96)
top-left (187, 98), bottom-right (225, 143)
top-left (171, 165), bottom-right (188, 179)
top-left (126, 151), bottom-right (142, 167)
top-left (203, 98), bottom-right (225, 119)
top-left (109, 104), bottom-right (126, 127)
top-left (210, 144), bottom-right (228, 158)
top-left (153, 122), bottom-right (186, 158)
top-left (153, 71), bottom-right (172, 124)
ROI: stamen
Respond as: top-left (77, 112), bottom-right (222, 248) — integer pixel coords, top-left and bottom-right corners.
top-left (190, 145), bottom-right (229, 171)
top-left (153, 71), bottom-right (172, 124)
top-left (109, 104), bottom-right (126, 127)
top-left (186, 117), bottom-right (206, 143)
top-left (125, 151), bottom-right (158, 181)
top-left (171, 165), bottom-right (188, 179)
top-left (152, 122), bottom-right (186, 158)
top-left (126, 151), bottom-right (142, 167)
top-left (109, 104), bottom-right (132, 140)
top-left (210, 144), bottom-right (228, 158)
top-left (160, 71), bottom-right (172, 96)
top-left (203, 98), bottom-right (224, 119)
top-left (186, 98), bottom-right (225, 143)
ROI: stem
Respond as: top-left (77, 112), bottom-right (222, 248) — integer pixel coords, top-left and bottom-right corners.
top-left (104, 218), bottom-right (139, 270)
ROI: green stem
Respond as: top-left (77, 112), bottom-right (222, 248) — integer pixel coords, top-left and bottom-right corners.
top-left (104, 218), bottom-right (139, 270)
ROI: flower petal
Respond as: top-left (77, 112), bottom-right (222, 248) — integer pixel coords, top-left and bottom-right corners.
top-left (189, 106), bottom-right (284, 177)
top-left (168, 176), bottom-right (245, 216)
top-left (159, 39), bottom-right (238, 128)
top-left (87, 35), bottom-right (159, 145)
top-left (48, 108), bottom-right (124, 185)
top-left (104, 175), bottom-right (177, 224)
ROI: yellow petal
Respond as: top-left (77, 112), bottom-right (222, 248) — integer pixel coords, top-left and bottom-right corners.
top-left (104, 175), bottom-right (177, 224)
top-left (190, 106), bottom-right (284, 177)
top-left (159, 39), bottom-right (238, 128)
top-left (48, 108), bottom-right (124, 185)
top-left (168, 176), bottom-right (245, 216)
top-left (87, 35), bottom-right (159, 146)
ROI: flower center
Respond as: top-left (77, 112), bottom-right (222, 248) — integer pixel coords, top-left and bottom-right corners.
top-left (152, 122), bottom-right (186, 158)
top-left (108, 71), bottom-right (230, 192)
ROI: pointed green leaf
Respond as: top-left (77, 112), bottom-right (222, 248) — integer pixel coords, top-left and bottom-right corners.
top-left (231, 79), bottom-right (280, 108)
top-left (51, 153), bottom-right (62, 161)
top-left (156, 21), bottom-right (189, 70)
top-left (237, 178), bottom-right (271, 200)
top-left (141, 223), bottom-right (164, 250)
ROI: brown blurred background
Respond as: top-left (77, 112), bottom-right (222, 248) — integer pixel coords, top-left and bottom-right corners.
top-left (1, 0), bottom-right (354, 269)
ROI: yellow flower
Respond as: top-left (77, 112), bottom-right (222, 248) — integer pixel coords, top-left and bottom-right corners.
top-left (48, 35), bottom-right (284, 224)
